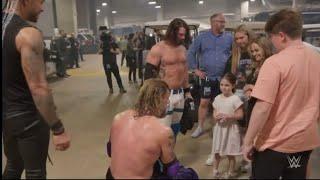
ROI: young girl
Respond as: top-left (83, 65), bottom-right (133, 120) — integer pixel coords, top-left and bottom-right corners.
top-left (211, 73), bottom-right (244, 179)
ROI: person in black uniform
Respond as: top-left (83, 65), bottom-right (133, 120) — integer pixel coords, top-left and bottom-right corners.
top-left (2, 0), bottom-right (71, 179)
top-left (51, 30), bottom-right (70, 77)
top-left (133, 32), bottom-right (145, 85)
top-left (126, 33), bottom-right (137, 83)
top-left (69, 33), bottom-right (80, 68)
top-left (100, 31), bottom-right (127, 94)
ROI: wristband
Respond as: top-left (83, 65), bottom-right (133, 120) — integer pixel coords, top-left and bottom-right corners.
top-left (183, 87), bottom-right (190, 93)
top-left (51, 120), bottom-right (65, 135)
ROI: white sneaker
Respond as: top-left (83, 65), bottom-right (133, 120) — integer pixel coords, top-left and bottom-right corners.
top-left (241, 163), bottom-right (251, 173)
top-left (224, 171), bottom-right (238, 179)
top-left (205, 155), bottom-right (213, 166)
top-left (191, 126), bottom-right (203, 138)
top-left (213, 169), bottom-right (221, 178)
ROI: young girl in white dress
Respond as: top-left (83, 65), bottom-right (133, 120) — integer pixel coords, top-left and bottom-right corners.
top-left (211, 73), bottom-right (244, 178)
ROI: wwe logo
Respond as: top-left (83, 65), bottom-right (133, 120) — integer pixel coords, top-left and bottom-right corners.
top-left (287, 155), bottom-right (301, 168)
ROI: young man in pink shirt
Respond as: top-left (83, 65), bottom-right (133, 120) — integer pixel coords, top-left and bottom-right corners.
top-left (242, 9), bottom-right (320, 179)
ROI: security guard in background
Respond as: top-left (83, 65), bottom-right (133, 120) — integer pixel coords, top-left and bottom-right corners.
top-left (67, 33), bottom-right (80, 68)
top-left (100, 29), bottom-right (127, 94)
top-left (51, 30), bottom-right (70, 78)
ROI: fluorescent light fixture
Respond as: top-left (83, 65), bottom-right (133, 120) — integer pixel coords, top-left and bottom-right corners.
top-left (250, 0), bottom-right (255, 2)
top-left (199, 1), bottom-right (204, 4)
top-left (223, 13), bottom-right (235, 16)
top-left (148, 1), bottom-right (156, 5)
top-left (155, 5), bottom-right (161, 8)
top-left (102, 3), bottom-right (107, 6)
top-left (302, 12), bottom-right (320, 14)
top-left (112, 10), bottom-right (117, 14)
top-left (96, 9), bottom-right (101, 13)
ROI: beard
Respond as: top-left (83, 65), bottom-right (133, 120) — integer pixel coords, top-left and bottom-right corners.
top-left (28, 12), bottom-right (40, 23)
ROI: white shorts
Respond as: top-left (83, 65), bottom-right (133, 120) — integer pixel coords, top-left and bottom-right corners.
top-left (159, 89), bottom-right (185, 127)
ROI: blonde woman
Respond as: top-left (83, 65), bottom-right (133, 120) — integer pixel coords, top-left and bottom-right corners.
top-left (226, 24), bottom-right (256, 101)
top-left (244, 36), bottom-right (273, 98)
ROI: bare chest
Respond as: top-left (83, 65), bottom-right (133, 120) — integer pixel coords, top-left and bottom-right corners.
top-left (160, 46), bottom-right (186, 66)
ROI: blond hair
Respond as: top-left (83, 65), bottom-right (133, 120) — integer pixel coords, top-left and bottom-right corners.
top-left (134, 79), bottom-right (169, 118)
top-left (231, 24), bottom-right (256, 74)
top-left (248, 36), bottom-right (273, 68)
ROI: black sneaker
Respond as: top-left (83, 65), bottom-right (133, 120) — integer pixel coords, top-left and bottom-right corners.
top-left (120, 88), bottom-right (127, 93)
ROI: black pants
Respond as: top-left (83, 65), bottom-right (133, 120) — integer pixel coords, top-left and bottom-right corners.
top-left (73, 50), bottom-right (79, 68)
top-left (55, 55), bottom-right (67, 77)
top-left (103, 61), bottom-right (124, 89)
top-left (127, 56), bottom-right (136, 82)
top-left (252, 149), bottom-right (312, 179)
top-left (106, 163), bottom-right (165, 179)
top-left (71, 50), bottom-right (79, 68)
top-left (79, 47), bottom-right (84, 61)
top-left (121, 51), bottom-right (126, 66)
top-left (3, 115), bottom-right (50, 179)
top-left (137, 50), bottom-right (143, 80)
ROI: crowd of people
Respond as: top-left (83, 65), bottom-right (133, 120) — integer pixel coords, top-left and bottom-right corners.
top-left (2, 0), bottom-right (320, 179)
top-left (46, 29), bottom-right (86, 78)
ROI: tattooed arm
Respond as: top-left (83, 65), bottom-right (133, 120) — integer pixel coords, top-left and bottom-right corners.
top-left (16, 27), bottom-right (62, 131)
top-left (17, 27), bottom-right (70, 150)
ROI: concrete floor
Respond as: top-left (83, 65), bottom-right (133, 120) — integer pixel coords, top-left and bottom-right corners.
top-left (2, 54), bottom-right (320, 179)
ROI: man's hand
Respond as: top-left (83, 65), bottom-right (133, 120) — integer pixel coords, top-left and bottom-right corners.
top-left (194, 69), bottom-right (206, 79)
top-left (185, 92), bottom-right (193, 100)
top-left (53, 131), bottom-right (71, 151)
top-left (242, 143), bottom-right (254, 162)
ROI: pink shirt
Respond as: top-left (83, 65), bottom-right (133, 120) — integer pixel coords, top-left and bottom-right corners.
top-left (251, 44), bottom-right (320, 153)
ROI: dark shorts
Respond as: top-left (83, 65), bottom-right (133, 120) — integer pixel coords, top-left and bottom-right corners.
top-left (252, 149), bottom-right (312, 179)
top-left (200, 79), bottom-right (220, 100)
top-left (171, 123), bottom-right (181, 137)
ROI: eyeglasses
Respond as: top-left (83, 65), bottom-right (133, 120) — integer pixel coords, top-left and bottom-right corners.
top-left (213, 20), bottom-right (226, 24)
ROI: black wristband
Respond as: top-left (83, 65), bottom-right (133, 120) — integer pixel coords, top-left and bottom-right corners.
top-left (183, 87), bottom-right (190, 93)
top-left (51, 120), bottom-right (65, 135)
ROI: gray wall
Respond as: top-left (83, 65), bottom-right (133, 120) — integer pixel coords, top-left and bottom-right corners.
top-left (76, 0), bottom-right (90, 29)
top-left (36, 0), bottom-right (55, 38)
top-left (56, 0), bottom-right (75, 33)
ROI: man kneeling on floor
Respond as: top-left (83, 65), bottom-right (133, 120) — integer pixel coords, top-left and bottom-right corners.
top-left (105, 79), bottom-right (198, 179)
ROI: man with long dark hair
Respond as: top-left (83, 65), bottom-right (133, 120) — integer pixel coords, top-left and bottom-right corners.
top-left (144, 18), bottom-right (193, 137)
